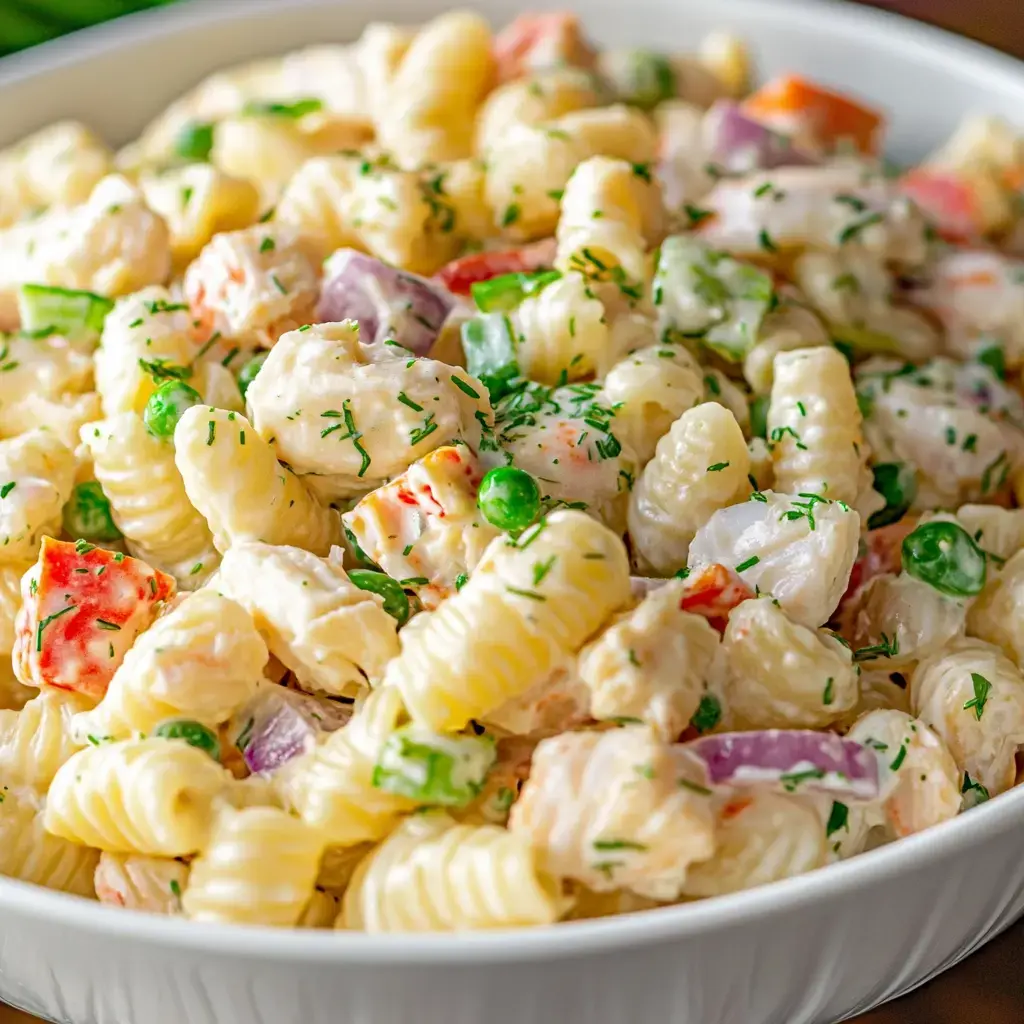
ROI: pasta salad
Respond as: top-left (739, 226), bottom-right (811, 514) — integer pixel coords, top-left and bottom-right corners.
top-left (2, 8), bottom-right (1024, 933)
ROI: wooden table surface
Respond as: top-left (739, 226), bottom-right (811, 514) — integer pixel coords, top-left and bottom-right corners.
top-left (3, 1), bottom-right (1024, 1022)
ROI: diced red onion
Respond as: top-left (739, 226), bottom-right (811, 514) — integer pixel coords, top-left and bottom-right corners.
top-left (684, 729), bottom-right (880, 800)
top-left (316, 249), bottom-right (455, 356)
top-left (231, 685), bottom-right (352, 775)
top-left (704, 100), bottom-right (818, 173)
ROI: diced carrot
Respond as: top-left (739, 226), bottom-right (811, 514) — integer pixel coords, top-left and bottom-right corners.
top-left (435, 238), bottom-right (557, 296)
top-left (743, 74), bottom-right (884, 155)
top-left (13, 538), bottom-right (175, 700)
top-left (493, 12), bottom-right (596, 83)
top-left (679, 563), bottom-right (756, 633)
top-left (899, 169), bottom-right (981, 243)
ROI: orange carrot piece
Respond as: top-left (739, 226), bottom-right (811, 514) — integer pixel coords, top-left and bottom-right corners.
top-left (743, 74), bottom-right (884, 155)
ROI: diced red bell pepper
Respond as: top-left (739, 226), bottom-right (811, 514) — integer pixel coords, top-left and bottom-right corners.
top-left (679, 563), bottom-right (756, 633)
top-left (899, 169), bottom-right (981, 244)
top-left (435, 238), bottom-right (557, 296)
top-left (13, 537), bottom-right (175, 700)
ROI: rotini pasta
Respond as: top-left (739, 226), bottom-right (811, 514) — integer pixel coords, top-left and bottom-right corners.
top-left (45, 737), bottom-right (230, 857)
top-left (5, 11), bottom-right (1024, 936)
top-left (485, 104), bottom-right (657, 240)
top-left (215, 542), bottom-right (398, 697)
top-left (81, 413), bottom-right (220, 587)
top-left (376, 11), bottom-right (496, 167)
top-left (509, 727), bottom-right (716, 900)
top-left (246, 321), bottom-right (492, 499)
top-left (174, 405), bottom-right (342, 555)
top-left (0, 175), bottom-right (171, 324)
top-left (967, 548), bottom-right (1024, 667)
top-left (628, 402), bottom-right (750, 575)
top-left (276, 686), bottom-right (419, 845)
top-left (0, 689), bottom-right (91, 791)
top-left (601, 344), bottom-right (705, 464)
top-left (183, 804), bottom-right (325, 927)
top-left (681, 791), bottom-right (828, 898)
top-left (0, 785), bottom-right (99, 898)
top-left (342, 812), bottom-right (563, 932)
top-left (0, 430), bottom-right (77, 563)
top-left (72, 589), bottom-right (267, 740)
top-left (555, 156), bottom-right (664, 289)
top-left (768, 346), bottom-right (878, 513)
top-left (382, 510), bottom-right (630, 732)
top-left (720, 597), bottom-right (858, 729)
top-left (912, 638), bottom-right (1024, 796)
top-left (141, 163), bottom-right (261, 267)
top-left (0, 120), bottom-right (112, 228)
top-left (577, 580), bottom-right (721, 739)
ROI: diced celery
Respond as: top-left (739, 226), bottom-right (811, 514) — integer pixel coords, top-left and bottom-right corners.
top-left (654, 235), bottom-right (775, 363)
top-left (470, 269), bottom-right (562, 313)
top-left (18, 283), bottom-right (114, 337)
top-left (372, 726), bottom-right (496, 807)
top-left (461, 314), bottom-right (521, 401)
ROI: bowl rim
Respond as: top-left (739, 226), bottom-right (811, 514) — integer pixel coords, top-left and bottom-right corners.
top-left (2, 0), bottom-right (1024, 963)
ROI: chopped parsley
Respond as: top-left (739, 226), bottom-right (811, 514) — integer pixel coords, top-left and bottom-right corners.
top-left (825, 801), bottom-right (849, 837)
top-left (963, 672), bottom-right (992, 720)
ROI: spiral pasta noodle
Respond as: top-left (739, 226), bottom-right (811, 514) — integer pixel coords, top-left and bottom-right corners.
top-left (341, 812), bottom-right (563, 932)
top-left (45, 737), bottom-right (230, 856)
top-left (383, 510), bottom-right (631, 731)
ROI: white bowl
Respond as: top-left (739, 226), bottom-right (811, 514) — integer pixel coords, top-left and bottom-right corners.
top-left (3, 2), bottom-right (1024, 1022)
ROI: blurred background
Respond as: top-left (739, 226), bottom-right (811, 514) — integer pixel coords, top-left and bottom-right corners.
top-left (0, 0), bottom-right (1022, 1022)
top-left (0, 0), bottom-right (1023, 58)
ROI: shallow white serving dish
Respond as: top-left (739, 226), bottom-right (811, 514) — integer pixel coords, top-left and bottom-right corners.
top-left (3, 1), bottom-right (1024, 1021)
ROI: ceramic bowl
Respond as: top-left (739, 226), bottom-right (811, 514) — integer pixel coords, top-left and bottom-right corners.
top-left (2, 2), bottom-right (1024, 1022)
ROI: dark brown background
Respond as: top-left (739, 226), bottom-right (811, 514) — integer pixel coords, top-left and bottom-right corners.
top-left (2, 1), bottom-right (1024, 1022)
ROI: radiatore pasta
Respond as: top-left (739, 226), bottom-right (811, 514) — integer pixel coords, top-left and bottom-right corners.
top-left (3, 8), bottom-right (1024, 935)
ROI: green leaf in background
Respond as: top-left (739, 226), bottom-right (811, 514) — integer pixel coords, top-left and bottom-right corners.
top-left (0, 0), bottom-right (180, 57)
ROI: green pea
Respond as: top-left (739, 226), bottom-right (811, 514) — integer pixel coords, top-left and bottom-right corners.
top-left (868, 462), bottom-right (917, 529)
top-left (144, 380), bottom-right (203, 438)
top-left (237, 351), bottom-right (269, 398)
top-left (349, 569), bottom-right (411, 625)
top-left (623, 51), bottom-right (677, 110)
top-left (477, 467), bottom-right (541, 532)
top-left (62, 481), bottom-right (122, 542)
top-left (174, 121), bottom-right (215, 163)
top-left (153, 719), bottom-right (221, 761)
top-left (902, 520), bottom-right (987, 597)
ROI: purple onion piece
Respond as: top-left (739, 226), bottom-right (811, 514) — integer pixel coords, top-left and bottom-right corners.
top-left (231, 685), bottom-right (352, 775)
top-left (704, 100), bottom-right (819, 174)
top-left (316, 249), bottom-right (455, 356)
top-left (684, 729), bottom-right (880, 800)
